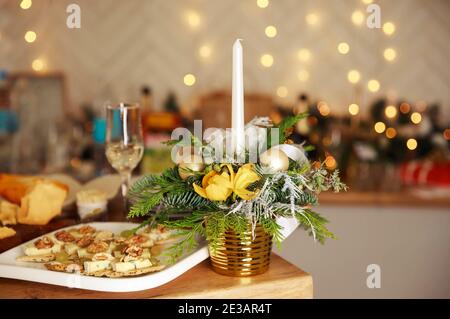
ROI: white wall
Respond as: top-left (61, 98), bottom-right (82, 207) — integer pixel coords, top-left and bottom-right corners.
top-left (0, 0), bottom-right (449, 118)
top-left (277, 205), bottom-right (450, 298)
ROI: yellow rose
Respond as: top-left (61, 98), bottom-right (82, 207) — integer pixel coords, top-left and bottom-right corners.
top-left (193, 164), bottom-right (260, 201)
top-left (233, 164), bottom-right (260, 200)
top-left (193, 169), bottom-right (233, 201)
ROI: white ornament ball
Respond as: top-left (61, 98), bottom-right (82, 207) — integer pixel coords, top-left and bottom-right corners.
top-left (178, 154), bottom-right (205, 180)
top-left (259, 148), bottom-right (290, 173)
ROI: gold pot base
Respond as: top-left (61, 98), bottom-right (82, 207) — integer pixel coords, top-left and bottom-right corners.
top-left (209, 225), bottom-right (272, 277)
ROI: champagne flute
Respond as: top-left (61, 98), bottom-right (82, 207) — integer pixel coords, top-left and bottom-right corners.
top-left (105, 103), bottom-right (144, 201)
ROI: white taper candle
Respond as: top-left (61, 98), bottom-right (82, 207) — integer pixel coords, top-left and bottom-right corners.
top-left (232, 39), bottom-right (245, 156)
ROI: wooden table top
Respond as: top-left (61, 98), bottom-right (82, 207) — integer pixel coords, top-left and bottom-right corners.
top-left (0, 196), bottom-right (313, 299)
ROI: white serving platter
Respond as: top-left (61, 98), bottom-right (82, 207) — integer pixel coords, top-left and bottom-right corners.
top-left (0, 222), bottom-right (209, 292)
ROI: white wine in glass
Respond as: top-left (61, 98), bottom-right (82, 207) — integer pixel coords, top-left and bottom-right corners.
top-left (105, 103), bottom-right (144, 200)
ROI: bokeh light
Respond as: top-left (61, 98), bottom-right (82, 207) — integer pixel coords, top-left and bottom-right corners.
top-left (410, 112), bottom-right (422, 124)
top-left (407, 138), bottom-right (418, 150)
top-left (32, 59), bottom-right (45, 72)
top-left (386, 127), bottom-right (397, 139)
top-left (20, 0), bottom-right (32, 10)
top-left (385, 105), bottom-right (398, 118)
top-left (257, 0), bottom-right (269, 8)
top-left (265, 25), bottom-right (277, 38)
top-left (306, 13), bottom-right (319, 26)
top-left (183, 73), bottom-right (196, 86)
top-left (400, 103), bottom-right (411, 114)
top-left (276, 86), bottom-right (288, 98)
top-left (260, 54), bottom-right (274, 67)
top-left (24, 31), bottom-right (37, 43)
top-left (374, 122), bottom-right (386, 134)
top-left (367, 79), bottom-right (380, 92)
top-left (384, 48), bottom-right (397, 61)
top-left (348, 103), bottom-right (359, 116)
top-left (347, 70), bottom-right (361, 84)
top-left (297, 70), bottom-right (309, 82)
top-left (337, 42), bottom-right (350, 55)
top-left (383, 22), bottom-right (396, 36)
top-left (297, 49), bottom-right (311, 62)
top-left (352, 10), bottom-right (365, 25)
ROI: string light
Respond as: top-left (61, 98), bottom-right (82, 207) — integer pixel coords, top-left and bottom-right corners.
top-left (198, 45), bottom-right (211, 58)
top-left (31, 59), bottom-right (45, 72)
top-left (260, 54), bottom-right (274, 67)
top-left (305, 13), bottom-right (319, 26)
top-left (367, 79), bottom-right (380, 92)
top-left (351, 10), bottom-right (365, 25)
top-left (183, 73), bottom-right (196, 86)
top-left (20, 0), bottom-right (32, 10)
top-left (348, 103), bottom-right (359, 116)
top-left (399, 102), bottom-right (411, 114)
top-left (297, 49), bottom-right (311, 62)
top-left (386, 127), bottom-right (397, 139)
top-left (297, 70), bottom-right (309, 82)
top-left (265, 25), bottom-right (277, 38)
top-left (337, 42), bottom-right (350, 55)
top-left (444, 129), bottom-right (450, 140)
top-left (374, 122), bottom-right (386, 134)
top-left (276, 86), bottom-right (288, 98)
top-left (186, 10), bottom-right (201, 28)
top-left (347, 70), bottom-right (360, 84)
top-left (256, 0), bottom-right (269, 8)
top-left (24, 31), bottom-right (37, 43)
top-left (385, 105), bottom-right (398, 118)
top-left (383, 22), bottom-right (396, 36)
top-left (410, 112), bottom-right (422, 124)
top-left (384, 48), bottom-right (397, 62)
top-left (406, 138), bottom-right (418, 150)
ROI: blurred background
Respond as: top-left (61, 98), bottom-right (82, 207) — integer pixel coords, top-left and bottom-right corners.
top-left (0, 0), bottom-right (449, 298)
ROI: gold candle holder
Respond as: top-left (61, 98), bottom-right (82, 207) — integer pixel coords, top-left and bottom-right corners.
top-left (209, 224), bottom-right (272, 277)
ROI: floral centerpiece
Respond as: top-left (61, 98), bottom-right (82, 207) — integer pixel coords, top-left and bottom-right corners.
top-left (128, 40), bottom-right (346, 276)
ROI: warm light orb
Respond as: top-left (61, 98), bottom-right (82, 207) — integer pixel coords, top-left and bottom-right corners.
top-left (318, 101), bottom-right (330, 116)
top-left (407, 138), bottom-right (418, 150)
top-left (348, 103), bottom-right (359, 116)
top-left (384, 48), bottom-right (397, 61)
top-left (186, 10), bottom-right (201, 28)
top-left (297, 49), bottom-right (311, 62)
top-left (183, 73), bottom-right (196, 86)
top-left (256, 0), bottom-right (269, 8)
top-left (383, 22), bottom-right (396, 36)
top-left (265, 25), bottom-right (277, 38)
top-left (260, 54), bottom-right (274, 67)
top-left (444, 129), bottom-right (450, 140)
top-left (386, 127), bottom-right (397, 139)
top-left (337, 42), bottom-right (350, 55)
top-left (367, 79), bottom-right (380, 92)
top-left (399, 103), bottom-right (411, 114)
top-left (306, 13), bottom-right (319, 26)
top-left (374, 122), bottom-right (386, 134)
top-left (347, 70), bottom-right (361, 84)
top-left (362, 0), bottom-right (373, 4)
top-left (24, 31), bottom-right (36, 43)
top-left (276, 86), bottom-right (288, 98)
top-left (20, 0), bottom-right (32, 10)
top-left (352, 10), bottom-right (365, 25)
top-left (198, 45), bottom-right (211, 58)
top-left (31, 59), bottom-right (44, 72)
top-left (325, 155), bottom-right (337, 169)
top-left (297, 70), bottom-right (309, 82)
top-left (385, 105), bottom-right (398, 118)
top-left (410, 112), bottom-right (422, 124)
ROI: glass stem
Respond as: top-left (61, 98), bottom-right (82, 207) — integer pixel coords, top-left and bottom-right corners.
top-left (120, 171), bottom-right (131, 201)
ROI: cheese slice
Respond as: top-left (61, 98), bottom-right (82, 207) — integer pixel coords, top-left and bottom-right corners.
top-left (131, 259), bottom-right (152, 269)
top-left (24, 245), bottom-right (52, 256)
top-left (77, 248), bottom-right (92, 259)
top-left (17, 180), bottom-right (67, 225)
top-left (64, 243), bottom-right (79, 255)
top-left (112, 261), bottom-right (135, 273)
top-left (83, 260), bottom-right (111, 273)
